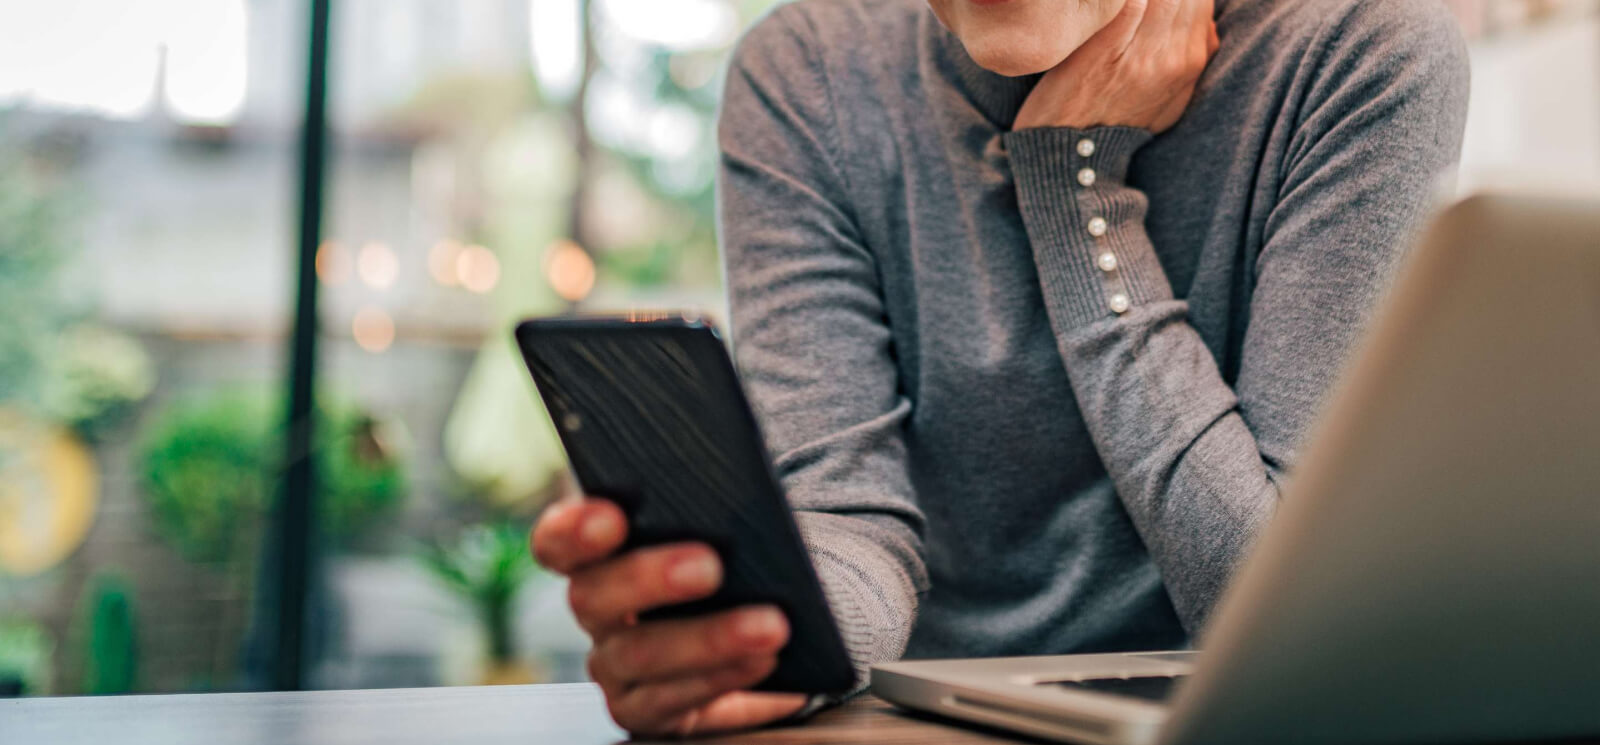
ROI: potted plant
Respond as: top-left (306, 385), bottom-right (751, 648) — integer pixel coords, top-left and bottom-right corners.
top-left (418, 523), bottom-right (546, 685)
top-left (136, 386), bottom-right (408, 688)
top-left (138, 386), bottom-right (408, 564)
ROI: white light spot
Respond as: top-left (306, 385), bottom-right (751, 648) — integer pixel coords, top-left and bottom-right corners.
top-left (357, 242), bottom-right (400, 290)
top-left (598, 0), bottom-right (737, 51)
top-left (529, 0), bottom-right (583, 102)
top-left (163, 0), bottom-right (248, 125)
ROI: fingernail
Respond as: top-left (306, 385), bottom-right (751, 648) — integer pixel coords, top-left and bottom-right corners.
top-left (737, 608), bottom-right (784, 644)
top-left (579, 513), bottom-right (617, 548)
top-left (667, 554), bottom-right (720, 591)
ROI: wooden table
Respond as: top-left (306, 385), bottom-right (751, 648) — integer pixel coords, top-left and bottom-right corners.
top-left (0, 684), bottom-right (1025, 744)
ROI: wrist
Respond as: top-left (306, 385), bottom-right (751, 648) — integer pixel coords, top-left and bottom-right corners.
top-left (1004, 125), bottom-right (1172, 330)
top-left (1005, 126), bottom-right (1153, 185)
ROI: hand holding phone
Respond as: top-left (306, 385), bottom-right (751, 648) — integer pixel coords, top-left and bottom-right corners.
top-left (532, 497), bottom-right (810, 737)
top-left (519, 316), bottom-right (854, 736)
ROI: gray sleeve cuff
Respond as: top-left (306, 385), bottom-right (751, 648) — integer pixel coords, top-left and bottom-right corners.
top-left (1002, 126), bottom-right (1175, 332)
top-left (798, 517), bottom-right (922, 696)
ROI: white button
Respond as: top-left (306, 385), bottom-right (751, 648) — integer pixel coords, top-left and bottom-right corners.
top-left (1077, 138), bottom-right (1097, 158)
top-left (1087, 217), bottom-right (1108, 237)
top-left (1109, 293), bottom-right (1131, 314)
top-left (1077, 168), bottom-right (1097, 187)
top-left (1097, 252), bottom-right (1118, 273)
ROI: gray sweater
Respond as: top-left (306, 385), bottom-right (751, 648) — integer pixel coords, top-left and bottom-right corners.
top-left (716, 0), bottom-right (1470, 685)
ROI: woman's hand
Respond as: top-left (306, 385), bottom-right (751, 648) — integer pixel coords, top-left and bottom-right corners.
top-left (1013, 0), bottom-right (1218, 133)
top-left (531, 498), bottom-right (809, 737)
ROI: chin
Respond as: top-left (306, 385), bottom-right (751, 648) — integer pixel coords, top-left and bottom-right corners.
top-left (928, 0), bottom-right (1121, 77)
top-left (961, 34), bottom-right (1073, 76)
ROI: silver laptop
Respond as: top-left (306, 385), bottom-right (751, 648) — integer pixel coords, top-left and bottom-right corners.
top-left (871, 192), bottom-right (1600, 745)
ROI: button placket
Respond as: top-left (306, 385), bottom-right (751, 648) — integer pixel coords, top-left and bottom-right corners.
top-left (1075, 134), bottom-right (1129, 315)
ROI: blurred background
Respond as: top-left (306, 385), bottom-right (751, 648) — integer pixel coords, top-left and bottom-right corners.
top-left (0, 0), bottom-right (1596, 698)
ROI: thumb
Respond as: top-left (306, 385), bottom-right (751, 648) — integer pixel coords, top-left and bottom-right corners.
top-left (669, 692), bottom-right (812, 736)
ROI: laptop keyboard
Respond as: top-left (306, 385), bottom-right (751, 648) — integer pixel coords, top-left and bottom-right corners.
top-left (1050, 675), bottom-right (1188, 702)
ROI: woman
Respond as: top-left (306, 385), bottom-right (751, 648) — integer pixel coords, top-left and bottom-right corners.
top-left (534, 0), bottom-right (1470, 736)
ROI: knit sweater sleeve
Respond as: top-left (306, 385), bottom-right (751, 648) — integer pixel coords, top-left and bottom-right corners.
top-left (716, 8), bottom-right (927, 692)
top-left (999, 3), bottom-right (1470, 632)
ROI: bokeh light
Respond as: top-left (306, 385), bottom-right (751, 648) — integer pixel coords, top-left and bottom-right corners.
top-left (315, 241), bottom-right (348, 286)
top-left (163, 0), bottom-right (248, 124)
top-left (599, 0), bottom-right (737, 51)
top-left (455, 244), bottom-right (501, 295)
top-left (351, 306), bottom-right (395, 353)
top-left (544, 239), bottom-right (596, 303)
top-left (528, 0), bottom-right (582, 102)
top-left (357, 242), bottom-right (399, 290)
top-left (428, 240), bottom-right (463, 287)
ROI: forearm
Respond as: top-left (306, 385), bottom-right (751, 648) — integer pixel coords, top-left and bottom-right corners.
top-left (1005, 126), bottom-right (1278, 630)
top-left (1057, 300), bottom-right (1279, 628)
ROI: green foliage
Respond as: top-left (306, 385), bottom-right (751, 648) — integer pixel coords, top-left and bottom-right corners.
top-left (0, 152), bottom-right (70, 409)
top-left (82, 573), bottom-right (139, 695)
top-left (138, 386), bottom-right (407, 564)
top-left (0, 620), bottom-right (54, 696)
top-left (318, 402), bottom-right (408, 543)
top-left (0, 140), bottom-right (153, 431)
top-left (43, 324), bottom-right (157, 438)
top-left (418, 523), bottom-right (543, 662)
top-left (138, 388), bottom-right (272, 563)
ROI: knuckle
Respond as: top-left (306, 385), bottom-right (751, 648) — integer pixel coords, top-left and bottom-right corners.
top-left (592, 662), bottom-right (627, 704)
top-left (592, 637), bottom-right (620, 675)
top-left (629, 685), bottom-right (674, 725)
top-left (624, 550), bottom-right (662, 593)
top-left (533, 545), bottom-right (565, 574)
top-left (615, 633), bottom-right (653, 673)
top-left (530, 528), bottom-right (560, 569)
top-left (608, 702), bottom-right (644, 734)
top-left (723, 656), bottom-right (774, 688)
top-left (744, 655), bottom-right (779, 683)
top-left (589, 652), bottom-right (622, 693)
top-left (706, 615), bottom-right (738, 657)
top-left (567, 580), bottom-right (597, 621)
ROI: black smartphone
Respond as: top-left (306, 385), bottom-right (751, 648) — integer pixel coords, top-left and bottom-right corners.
top-left (514, 315), bottom-right (855, 695)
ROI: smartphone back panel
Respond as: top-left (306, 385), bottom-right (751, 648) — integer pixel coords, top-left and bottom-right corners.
top-left (516, 317), bottom-right (855, 695)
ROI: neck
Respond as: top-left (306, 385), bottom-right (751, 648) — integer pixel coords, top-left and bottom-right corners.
top-left (925, 11), bottom-right (1039, 128)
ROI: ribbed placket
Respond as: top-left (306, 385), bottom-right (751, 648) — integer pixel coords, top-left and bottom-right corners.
top-left (1003, 125), bottom-right (1175, 331)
